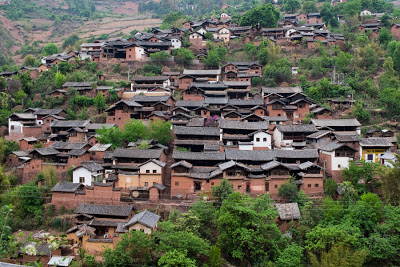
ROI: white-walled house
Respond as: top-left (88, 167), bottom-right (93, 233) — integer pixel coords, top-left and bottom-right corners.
top-left (250, 130), bottom-right (272, 150)
top-left (72, 162), bottom-right (104, 186)
top-left (380, 152), bottom-right (397, 167)
top-left (360, 10), bottom-right (372, 16)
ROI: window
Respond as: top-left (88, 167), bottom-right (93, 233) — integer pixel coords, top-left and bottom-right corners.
top-left (256, 138), bottom-right (260, 142)
top-left (146, 170), bottom-right (150, 173)
top-left (367, 154), bottom-right (373, 161)
top-left (263, 138), bottom-right (267, 142)
top-left (315, 184), bottom-right (319, 187)
top-left (274, 185), bottom-right (278, 188)
top-left (238, 185), bottom-right (242, 189)
top-left (175, 182), bottom-right (179, 186)
top-left (211, 182), bottom-right (214, 185)
top-left (79, 177), bottom-right (85, 183)
top-left (338, 164), bottom-right (341, 168)
top-left (145, 182), bottom-right (148, 186)
top-left (152, 170), bottom-right (157, 173)
top-left (308, 184), bottom-right (311, 188)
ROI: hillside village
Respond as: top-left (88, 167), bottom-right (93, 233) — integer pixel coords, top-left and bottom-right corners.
top-left (2, 1), bottom-right (400, 266)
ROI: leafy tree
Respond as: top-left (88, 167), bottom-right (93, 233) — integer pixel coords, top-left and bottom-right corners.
top-left (309, 244), bottom-right (368, 267)
top-left (380, 154), bottom-right (400, 205)
top-left (217, 193), bottom-right (284, 265)
top-left (336, 51), bottom-right (353, 73)
top-left (102, 230), bottom-right (155, 266)
top-left (96, 126), bottom-right (124, 149)
top-left (211, 179), bottom-right (233, 207)
top-left (303, 1), bottom-right (318, 13)
top-left (204, 50), bottom-right (221, 67)
top-left (239, 4), bottom-right (280, 28)
top-left (175, 211), bottom-right (201, 235)
top-left (324, 178), bottom-right (338, 198)
top-left (275, 243), bottom-right (304, 267)
top-left (0, 138), bottom-right (19, 163)
top-left (204, 32), bottom-right (214, 40)
top-left (158, 250), bottom-right (196, 267)
top-left (94, 92), bottom-right (106, 113)
top-left (172, 48), bottom-right (195, 65)
top-left (190, 200), bottom-right (217, 240)
top-left (149, 120), bottom-right (173, 145)
top-left (23, 55), bottom-right (36, 67)
top-left (378, 27), bottom-right (392, 48)
top-left (62, 34), bottom-right (79, 49)
top-left (54, 72), bottom-right (66, 89)
top-left (17, 182), bottom-right (43, 219)
top-left (321, 3), bottom-right (339, 28)
top-left (284, 0), bottom-right (301, 14)
top-left (358, 192), bottom-right (383, 224)
top-left (150, 51), bottom-right (170, 63)
top-left (278, 181), bottom-right (298, 201)
top-left (42, 43), bottom-right (59, 56)
top-left (207, 246), bottom-right (224, 267)
top-left (353, 101), bottom-right (370, 123)
top-left (342, 160), bottom-right (381, 194)
top-left (123, 119), bottom-right (149, 143)
top-left (342, 0), bottom-right (362, 16)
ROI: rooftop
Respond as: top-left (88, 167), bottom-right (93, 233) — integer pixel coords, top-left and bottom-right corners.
top-left (75, 204), bottom-right (134, 217)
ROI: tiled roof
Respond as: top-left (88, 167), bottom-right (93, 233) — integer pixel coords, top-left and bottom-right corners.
top-left (68, 149), bottom-right (87, 156)
top-left (75, 204), bottom-right (133, 217)
top-left (275, 203), bottom-right (301, 220)
top-left (225, 149), bottom-right (275, 161)
top-left (131, 76), bottom-right (169, 81)
top-left (311, 119), bottom-right (361, 127)
top-left (50, 120), bottom-right (91, 128)
top-left (229, 99), bottom-right (264, 106)
top-left (113, 148), bottom-right (163, 159)
top-left (220, 119), bottom-right (269, 130)
top-left (276, 124), bottom-right (318, 133)
top-left (63, 82), bottom-right (94, 87)
top-left (33, 109), bottom-right (64, 115)
top-left (359, 138), bottom-right (393, 147)
top-left (306, 130), bottom-right (331, 139)
top-left (81, 162), bottom-right (104, 172)
top-left (124, 210), bottom-right (160, 228)
top-left (87, 123), bottom-right (116, 130)
top-left (50, 142), bottom-right (88, 150)
top-left (51, 182), bottom-right (83, 192)
top-left (183, 69), bottom-right (221, 75)
top-left (89, 144), bottom-right (112, 152)
top-left (130, 95), bottom-right (171, 103)
top-left (174, 126), bottom-right (220, 136)
top-left (173, 151), bottom-right (225, 161)
top-left (274, 149), bottom-right (319, 159)
top-left (170, 160), bottom-right (193, 169)
top-left (31, 148), bottom-right (59, 156)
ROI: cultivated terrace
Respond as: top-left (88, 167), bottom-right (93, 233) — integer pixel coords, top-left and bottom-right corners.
top-left (1, 0), bottom-right (400, 266)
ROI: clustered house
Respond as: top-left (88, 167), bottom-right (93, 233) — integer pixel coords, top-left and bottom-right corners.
top-left (3, 8), bottom-right (400, 262)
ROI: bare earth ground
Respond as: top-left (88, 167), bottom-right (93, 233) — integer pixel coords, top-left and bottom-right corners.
top-left (0, 1), bottom-right (161, 63)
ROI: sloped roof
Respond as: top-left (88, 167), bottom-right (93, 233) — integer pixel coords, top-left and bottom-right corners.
top-left (80, 162), bottom-right (104, 172)
top-left (275, 149), bottom-right (319, 159)
top-left (170, 160), bottom-right (193, 169)
top-left (183, 69), bottom-right (221, 75)
top-left (359, 138), bottom-right (393, 147)
top-left (130, 95), bottom-right (171, 103)
top-left (225, 149), bottom-right (275, 161)
top-left (275, 203), bottom-right (301, 220)
top-left (276, 124), bottom-right (318, 133)
top-left (124, 210), bottom-right (160, 228)
top-left (51, 182), bottom-right (84, 192)
top-left (50, 142), bottom-right (88, 150)
top-left (75, 204), bottom-right (133, 217)
top-left (311, 119), bottom-right (361, 127)
top-left (50, 120), bottom-right (91, 128)
top-left (113, 148), bottom-right (163, 159)
top-left (131, 76), bottom-right (169, 81)
top-left (220, 119), bottom-right (269, 130)
top-left (30, 148), bottom-right (59, 156)
top-left (173, 151), bottom-right (225, 161)
top-left (89, 143), bottom-right (112, 152)
top-left (174, 126), bottom-right (219, 136)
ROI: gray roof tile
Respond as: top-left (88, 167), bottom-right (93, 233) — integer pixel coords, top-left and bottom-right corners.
top-left (75, 204), bottom-right (133, 217)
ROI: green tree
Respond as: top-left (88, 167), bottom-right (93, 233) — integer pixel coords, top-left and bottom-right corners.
top-left (204, 32), bottom-right (214, 40)
top-left (324, 178), bottom-right (338, 198)
top-left (149, 120), bottom-right (173, 145)
top-left (54, 72), bottom-right (66, 89)
top-left (342, 160), bottom-right (381, 194)
top-left (94, 92), bottom-right (106, 113)
top-left (211, 179), bottom-right (233, 207)
top-left (17, 182), bottom-right (43, 219)
top-left (378, 27), bottom-right (392, 48)
top-left (150, 51), bottom-right (170, 63)
top-left (309, 244), bottom-right (368, 267)
top-left (275, 243), bottom-right (304, 267)
top-left (207, 246), bottom-right (223, 267)
top-left (239, 4), bottom-right (280, 28)
top-left (96, 126), bottom-right (124, 149)
top-left (342, 0), bottom-right (362, 16)
top-left (42, 43), bottom-right (59, 56)
top-left (158, 250), bottom-right (196, 267)
top-left (303, 1), bottom-right (318, 13)
top-left (278, 181), bottom-right (298, 201)
top-left (217, 193), bottom-right (283, 265)
top-left (23, 55), bottom-right (36, 67)
top-left (124, 119), bottom-right (149, 143)
top-left (172, 48), bottom-right (195, 65)
top-left (62, 34), bottom-right (79, 49)
top-left (353, 101), bottom-right (370, 123)
top-left (102, 230), bottom-right (155, 266)
top-left (380, 154), bottom-right (400, 205)
top-left (284, 0), bottom-right (301, 14)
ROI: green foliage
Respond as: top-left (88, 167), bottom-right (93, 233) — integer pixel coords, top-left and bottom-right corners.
top-left (342, 160), bottom-right (381, 194)
top-left (284, 0), bottom-right (301, 14)
top-left (17, 182), bottom-right (43, 219)
top-left (378, 27), bottom-right (392, 48)
top-left (23, 55), bottom-right (36, 67)
top-left (309, 244), bottom-right (368, 267)
top-left (158, 250), bottom-right (196, 267)
top-left (380, 154), bottom-right (400, 205)
top-left (150, 51), bottom-right (170, 62)
top-left (42, 43), bottom-right (59, 56)
top-left (207, 246), bottom-right (224, 267)
top-left (353, 101), bottom-right (370, 123)
top-left (303, 1), bottom-right (318, 13)
top-left (102, 230), bottom-right (155, 266)
top-left (148, 120), bottom-right (173, 145)
top-left (0, 138), bottom-right (19, 163)
top-left (123, 119), bottom-right (149, 144)
top-left (263, 58), bottom-right (292, 84)
top-left (54, 72), bottom-right (66, 89)
top-left (211, 179), bottom-right (233, 207)
top-left (239, 4), bottom-right (279, 28)
top-left (62, 34), bottom-right (80, 49)
top-left (94, 92), bottom-right (106, 112)
top-left (172, 48), bottom-right (195, 65)
top-left (275, 243), bottom-right (304, 267)
top-left (217, 193), bottom-right (283, 265)
top-left (96, 126), bottom-right (124, 149)
top-left (278, 181), bottom-right (298, 201)
top-left (324, 178), bottom-right (338, 198)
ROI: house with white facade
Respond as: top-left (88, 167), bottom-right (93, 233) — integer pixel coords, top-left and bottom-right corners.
top-left (72, 162), bottom-right (104, 186)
